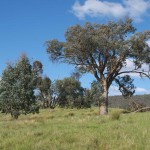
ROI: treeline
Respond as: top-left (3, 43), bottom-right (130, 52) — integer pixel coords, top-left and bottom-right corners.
top-left (0, 55), bottom-right (102, 118)
top-left (1, 55), bottom-right (149, 119)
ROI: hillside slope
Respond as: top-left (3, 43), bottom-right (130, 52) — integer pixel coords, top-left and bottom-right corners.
top-left (109, 94), bottom-right (150, 109)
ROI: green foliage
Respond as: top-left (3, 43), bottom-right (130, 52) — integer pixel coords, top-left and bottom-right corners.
top-left (36, 76), bottom-right (52, 108)
top-left (82, 81), bottom-right (103, 108)
top-left (54, 77), bottom-right (85, 108)
top-left (53, 78), bottom-right (103, 109)
top-left (0, 55), bottom-right (40, 118)
top-left (33, 60), bottom-right (43, 77)
top-left (90, 80), bottom-right (103, 106)
top-left (83, 89), bottom-right (92, 108)
top-left (14, 55), bottom-right (37, 115)
top-left (115, 75), bottom-right (135, 97)
top-left (0, 64), bottom-right (16, 114)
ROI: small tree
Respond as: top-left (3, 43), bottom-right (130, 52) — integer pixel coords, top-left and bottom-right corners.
top-left (0, 55), bottom-right (39, 118)
top-left (0, 64), bottom-right (18, 118)
top-left (37, 76), bottom-right (52, 108)
top-left (46, 18), bottom-right (150, 115)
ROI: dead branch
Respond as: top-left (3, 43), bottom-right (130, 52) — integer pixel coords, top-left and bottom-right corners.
top-left (133, 107), bottom-right (150, 113)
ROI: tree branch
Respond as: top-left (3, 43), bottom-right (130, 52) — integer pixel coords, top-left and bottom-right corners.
top-left (118, 70), bottom-right (150, 78)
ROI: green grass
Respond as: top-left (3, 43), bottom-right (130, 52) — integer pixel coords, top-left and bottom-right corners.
top-left (0, 108), bottom-right (150, 150)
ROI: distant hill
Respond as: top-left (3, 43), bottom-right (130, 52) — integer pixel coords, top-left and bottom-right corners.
top-left (108, 94), bottom-right (150, 110)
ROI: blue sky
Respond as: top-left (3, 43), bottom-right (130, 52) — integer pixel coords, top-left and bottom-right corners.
top-left (0, 0), bottom-right (150, 95)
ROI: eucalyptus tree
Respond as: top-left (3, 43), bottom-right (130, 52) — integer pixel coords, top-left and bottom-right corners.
top-left (14, 54), bottom-right (39, 115)
top-left (37, 76), bottom-right (52, 108)
top-left (0, 64), bottom-right (17, 117)
top-left (46, 18), bottom-right (150, 115)
top-left (0, 55), bottom-right (40, 118)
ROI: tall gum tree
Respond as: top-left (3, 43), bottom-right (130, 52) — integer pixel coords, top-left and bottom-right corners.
top-left (0, 55), bottom-right (40, 118)
top-left (46, 18), bottom-right (150, 115)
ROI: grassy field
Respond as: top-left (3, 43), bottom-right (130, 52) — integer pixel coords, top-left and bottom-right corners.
top-left (0, 108), bottom-right (150, 150)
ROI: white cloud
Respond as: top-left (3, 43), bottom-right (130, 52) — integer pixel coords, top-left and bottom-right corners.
top-left (136, 87), bottom-right (150, 93)
top-left (147, 39), bottom-right (150, 46)
top-left (72, 0), bottom-right (150, 21)
top-left (124, 0), bottom-right (150, 21)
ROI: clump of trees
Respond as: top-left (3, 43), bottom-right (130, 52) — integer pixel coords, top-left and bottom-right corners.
top-left (0, 55), bottom-right (41, 119)
top-left (0, 54), bottom-right (103, 118)
top-left (54, 77), bottom-right (86, 108)
top-left (54, 77), bottom-right (84, 108)
top-left (46, 18), bottom-right (150, 115)
top-left (53, 77), bottom-right (103, 109)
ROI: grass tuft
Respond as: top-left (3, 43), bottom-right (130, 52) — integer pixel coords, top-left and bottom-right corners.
top-left (65, 112), bottom-right (75, 117)
top-left (110, 110), bottom-right (121, 120)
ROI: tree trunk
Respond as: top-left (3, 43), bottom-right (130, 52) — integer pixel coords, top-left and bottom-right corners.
top-left (99, 80), bottom-right (108, 115)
